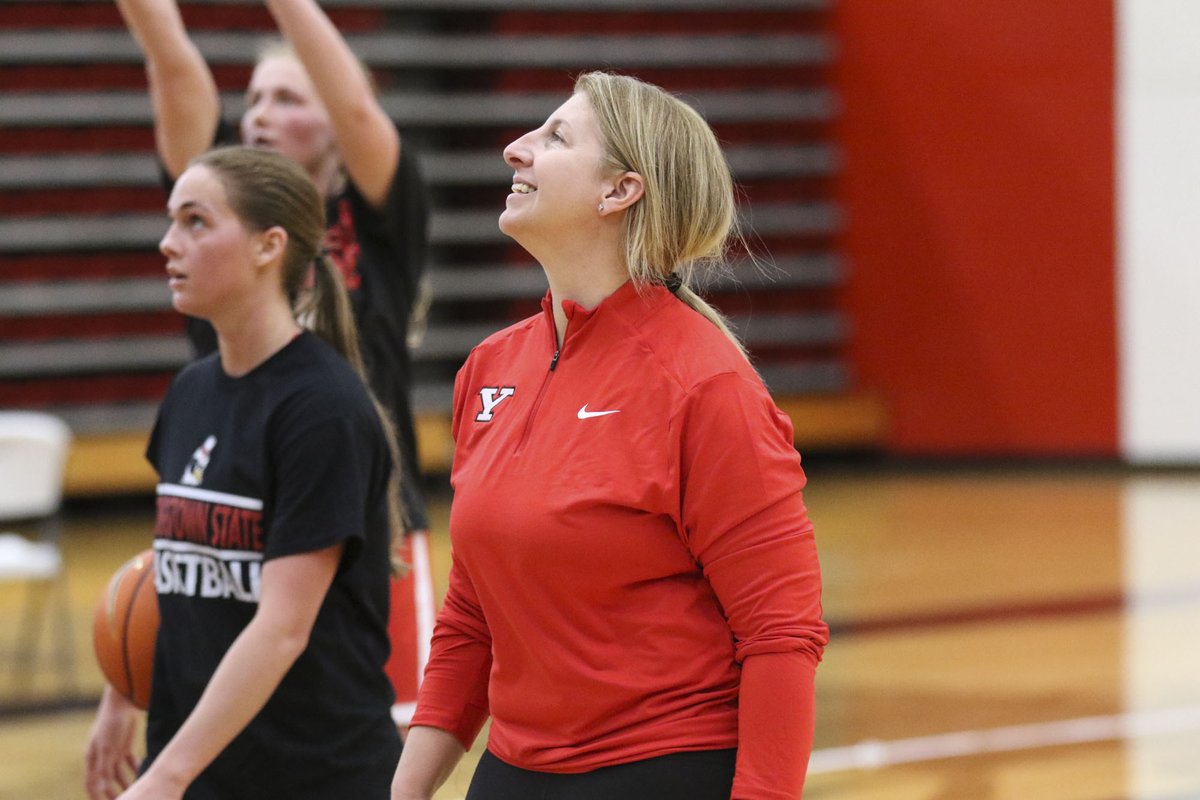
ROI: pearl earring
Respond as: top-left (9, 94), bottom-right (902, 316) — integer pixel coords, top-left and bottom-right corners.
top-left (598, 203), bottom-right (605, 213)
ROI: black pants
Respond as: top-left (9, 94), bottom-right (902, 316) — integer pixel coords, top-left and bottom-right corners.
top-left (465, 748), bottom-right (737, 800)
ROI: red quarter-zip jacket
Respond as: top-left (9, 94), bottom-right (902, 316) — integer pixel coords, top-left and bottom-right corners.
top-left (412, 280), bottom-right (828, 798)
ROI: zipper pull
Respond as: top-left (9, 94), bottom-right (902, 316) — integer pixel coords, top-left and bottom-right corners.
top-left (549, 348), bottom-right (561, 371)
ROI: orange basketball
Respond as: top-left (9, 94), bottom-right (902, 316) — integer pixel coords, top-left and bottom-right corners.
top-left (92, 548), bottom-right (159, 710)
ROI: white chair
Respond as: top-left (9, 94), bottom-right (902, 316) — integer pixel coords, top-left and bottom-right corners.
top-left (0, 411), bottom-right (76, 698)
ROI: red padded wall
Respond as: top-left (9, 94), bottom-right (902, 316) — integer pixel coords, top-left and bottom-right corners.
top-left (834, 1), bottom-right (1117, 455)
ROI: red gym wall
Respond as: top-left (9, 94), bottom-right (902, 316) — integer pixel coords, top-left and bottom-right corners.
top-left (832, 1), bottom-right (1117, 456)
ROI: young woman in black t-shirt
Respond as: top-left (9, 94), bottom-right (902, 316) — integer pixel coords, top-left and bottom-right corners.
top-left (84, 146), bottom-right (402, 800)
top-left (113, 0), bottom-right (434, 732)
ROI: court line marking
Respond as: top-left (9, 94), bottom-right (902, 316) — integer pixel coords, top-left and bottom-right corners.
top-left (826, 593), bottom-right (1123, 637)
top-left (828, 586), bottom-right (1200, 638)
top-left (809, 704), bottom-right (1200, 773)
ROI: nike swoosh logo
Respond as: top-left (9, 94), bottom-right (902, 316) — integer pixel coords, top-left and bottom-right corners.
top-left (577, 404), bottom-right (620, 419)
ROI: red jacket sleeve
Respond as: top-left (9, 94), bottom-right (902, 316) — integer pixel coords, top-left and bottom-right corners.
top-left (735, 653), bottom-right (818, 799)
top-left (676, 371), bottom-right (828, 797)
top-left (411, 355), bottom-right (493, 748)
top-left (409, 551), bottom-right (492, 749)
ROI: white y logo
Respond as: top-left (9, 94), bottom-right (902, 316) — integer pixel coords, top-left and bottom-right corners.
top-left (476, 387), bottom-right (516, 422)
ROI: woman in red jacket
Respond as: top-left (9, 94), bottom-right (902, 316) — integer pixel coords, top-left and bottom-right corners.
top-left (391, 71), bottom-right (828, 800)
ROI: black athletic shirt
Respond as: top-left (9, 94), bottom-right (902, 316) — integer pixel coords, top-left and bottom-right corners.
top-left (184, 120), bottom-right (430, 531)
top-left (144, 331), bottom-right (401, 799)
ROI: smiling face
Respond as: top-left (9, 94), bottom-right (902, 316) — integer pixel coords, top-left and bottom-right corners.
top-left (499, 92), bottom-right (616, 248)
top-left (240, 55), bottom-right (338, 181)
top-left (160, 165), bottom-right (265, 322)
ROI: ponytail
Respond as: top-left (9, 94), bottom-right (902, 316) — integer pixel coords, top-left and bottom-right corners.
top-left (299, 255), bottom-right (364, 374)
top-left (301, 255), bottom-right (407, 574)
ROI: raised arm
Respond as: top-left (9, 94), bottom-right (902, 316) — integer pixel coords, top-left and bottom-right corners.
top-left (263, 0), bottom-right (400, 207)
top-left (115, 0), bottom-right (220, 179)
top-left (116, 545), bottom-right (343, 799)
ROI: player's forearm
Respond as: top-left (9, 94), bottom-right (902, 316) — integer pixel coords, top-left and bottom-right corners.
top-left (114, 0), bottom-right (186, 55)
top-left (139, 614), bottom-right (308, 788)
top-left (114, 0), bottom-right (212, 87)
top-left (390, 725), bottom-right (466, 800)
top-left (114, 0), bottom-right (218, 177)
top-left (262, 0), bottom-right (399, 203)
top-left (262, 0), bottom-right (379, 122)
top-left (732, 651), bottom-right (818, 799)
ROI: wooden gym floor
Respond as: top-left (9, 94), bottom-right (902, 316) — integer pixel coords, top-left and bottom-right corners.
top-left (1, 462), bottom-right (1198, 799)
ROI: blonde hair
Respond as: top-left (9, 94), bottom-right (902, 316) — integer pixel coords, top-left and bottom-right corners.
top-left (193, 145), bottom-right (405, 568)
top-left (574, 71), bottom-right (748, 358)
top-left (255, 39), bottom-right (380, 96)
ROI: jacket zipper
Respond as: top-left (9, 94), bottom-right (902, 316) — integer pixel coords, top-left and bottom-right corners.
top-left (515, 329), bottom-right (565, 454)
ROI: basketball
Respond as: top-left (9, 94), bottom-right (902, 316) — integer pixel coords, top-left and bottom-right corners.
top-left (92, 549), bottom-right (159, 710)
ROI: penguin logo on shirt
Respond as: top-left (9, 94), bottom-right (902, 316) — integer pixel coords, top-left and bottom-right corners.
top-left (476, 387), bottom-right (515, 422)
top-left (181, 435), bottom-right (218, 486)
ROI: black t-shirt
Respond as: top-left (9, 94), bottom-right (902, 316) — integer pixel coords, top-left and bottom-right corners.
top-left (184, 120), bottom-right (430, 531)
top-left (145, 332), bottom-right (401, 799)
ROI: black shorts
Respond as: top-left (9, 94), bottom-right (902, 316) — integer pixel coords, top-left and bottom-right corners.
top-left (465, 748), bottom-right (737, 800)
